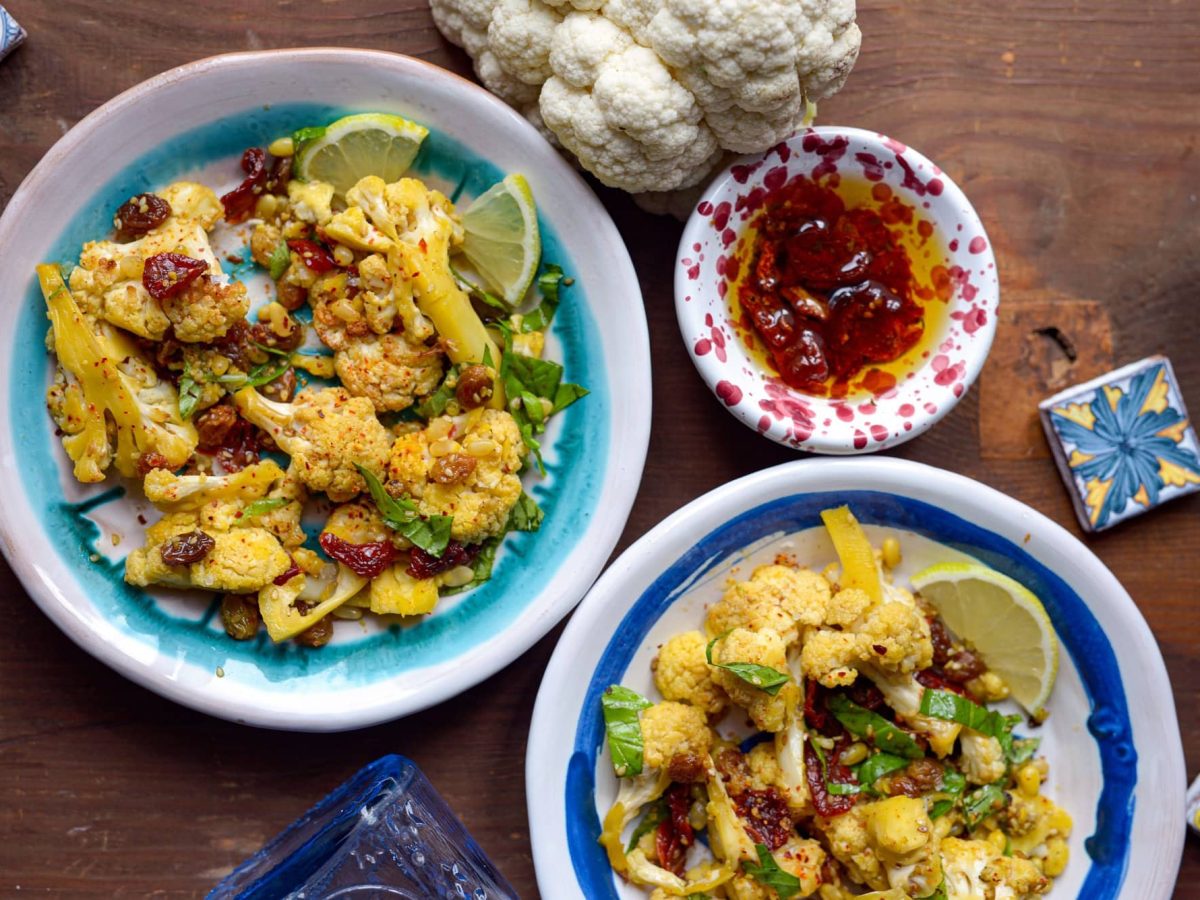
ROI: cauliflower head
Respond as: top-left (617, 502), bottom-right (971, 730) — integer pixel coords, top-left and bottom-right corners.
top-left (430, 0), bottom-right (861, 195)
top-left (387, 408), bottom-right (525, 543)
top-left (709, 626), bottom-right (791, 732)
top-left (233, 386), bottom-right (392, 502)
top-left (707, 563), bottom-right (832, 645)
top-left (335, 333), bottom-right (445, 412)
top-left (653, 630), bottom-right (728, 716)
top-left (40, 265), bottom-right (198, 483)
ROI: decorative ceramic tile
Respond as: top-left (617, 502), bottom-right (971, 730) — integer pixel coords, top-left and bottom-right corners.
top-left (0, 6), bottom-right (25, 62)
top-left (1040, 356), bottom-right (1200, 532)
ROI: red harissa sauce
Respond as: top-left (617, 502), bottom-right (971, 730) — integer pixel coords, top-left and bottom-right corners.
top-left (734, 175), bottom-right (927, 396)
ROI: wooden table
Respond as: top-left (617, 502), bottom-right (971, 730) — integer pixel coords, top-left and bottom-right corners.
top-left (1, 1), bottom-right (1196, 895)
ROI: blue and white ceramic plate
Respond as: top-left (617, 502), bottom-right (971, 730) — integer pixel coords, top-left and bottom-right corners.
top-left (0, 50), bottom-right (650, 731)
top-left (527, 458), bottom-right (1183, 898)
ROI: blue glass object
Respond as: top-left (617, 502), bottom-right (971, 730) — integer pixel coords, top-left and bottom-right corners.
top-left (209, 755), bottom-right (517, 900)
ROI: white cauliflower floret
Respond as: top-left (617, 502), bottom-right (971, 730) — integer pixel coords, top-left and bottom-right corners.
top-left (142, 459), bottom-right (286, 511)
top-left (801, 594), bottom-right (933, 687)
top-left (707, 564), bottom-right (832, 645)
top-left (287, 180), bottom-right (335, 224)
top-left (640, 700), bottom-right (712, 771)
top-left (817, 805), bottom-right (889, 892)
top-left (334, 334), bottom-right (445, 412)
top-left (653, 630), bottom-right (727, 716)
top-left (959, 731), bottom-right (1007, 786)
top-left (387, 408), bottom-right (526, 543)
top-left (160, 275), bottom-right (249, 343)
top-left (233, 386), bottom-right (393, 502)
top-left (430, 0), bottom-right (861, 196)
top-left (708, 627), bottom-right (791, 732)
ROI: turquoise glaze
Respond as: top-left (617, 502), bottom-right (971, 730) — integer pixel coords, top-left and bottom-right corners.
top-left (10, 103), bottom-right (609, 685)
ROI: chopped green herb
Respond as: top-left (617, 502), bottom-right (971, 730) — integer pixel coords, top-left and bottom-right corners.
top-left (243, 497), bottom-right (289, 517)
top-left (452, 264), bottom-right (511, 314)
top-left (919, 689), bottom-right (1017, 744)
top-left (507, 491), bottom-right (544, 532)
top-left (742, 844), bottom-right (801, 899)
top-left (705, 633), bottom-right (789, 696)
top-left (355, 464), bottom-right (453, 557)
top-left (498, 331), bottom-right (586, 473)
top-left (929, 799), bottom-right (956, 820)
top-left (267, 240), bottom-right (291, 280)
top-left (178, 367), bottom-right (203, 420)
top-left (1006, 737), bottom-right (1041, 767)
top-left (601, 685), bottom-right (652, 777)
top-left (216, 357), bottom-right (293, 390)
top-left (253, 340), bottom-right (292, 358)
top-left (963, 782), bottom-right (1008, 829)
top-left (854, 751), bottom-right (911, 789)
top-left (828, 693), bottom-right (924, 759)
top-left (927, 768), bottom-right (968, 820)
top-left (520, 264), bottom-right (566, 333)
top-left (414, 365), bottom-right (460, 420)
top-left (625, 797), bottom-right (667, 852)
top-left (440, 537), bottom-right (500, 597)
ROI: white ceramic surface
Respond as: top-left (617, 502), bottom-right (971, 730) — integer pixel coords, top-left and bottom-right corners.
top-left (527, 457), bottom-right (1182, 899)
top-left (0, 49), bottom-right (651, 731)
top-left (676, 127), bottom-right (998, 454)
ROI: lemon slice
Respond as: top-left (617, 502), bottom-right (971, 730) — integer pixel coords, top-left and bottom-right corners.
top-left (910, 561), bottom-right (1059, 715)
top-left (459, 174), bottom-right (541, 305)
top-left (294, 113), bottom-right (429, 196)
top-left (820, 506), bottom-right (882, 602)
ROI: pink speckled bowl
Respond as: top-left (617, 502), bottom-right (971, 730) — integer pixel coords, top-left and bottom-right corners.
top-left (675, 126), bottom-right (998, 454)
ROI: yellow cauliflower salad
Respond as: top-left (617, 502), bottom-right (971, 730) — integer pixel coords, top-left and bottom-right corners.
top-left (37, 113), bottom-right (586, 648)
top-left (599, 508), bottom-right (1070, 899)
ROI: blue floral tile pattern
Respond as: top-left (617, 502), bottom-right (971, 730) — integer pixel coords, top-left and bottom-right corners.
top-left (1040, 356), bottom-right (1200, 531)
top-left (0, 6), bottom-right (25, 62)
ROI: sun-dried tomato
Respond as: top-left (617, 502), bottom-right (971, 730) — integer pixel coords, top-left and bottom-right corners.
top-left (287, 239), bottom-right (338, 273)
top-left (220, 147), bottom-right (268, 223)
top-left (733, 786), bottom-right (793, 849)
top-left (928, 615), bottom-right (954, 666)
top-left (805, 739), bottom-right (856, 818)
top-left (114, 193), bottom-right (171, 236)
top-left (160, 530), bottom-right (216, 566)
top-left (406, 541), bottom-right (480, 580)
top-left (846, 679), bottom-right (887, 712)
top-left (143, 252), bottom-right (208, 301)
top-left (273, 561), bottom-right (302, 586)
top-left (136, 451), bottom-right (171, 478)
top-left (804, 680), bottom-right (843, 737)
top-left (916, 667), bottom-right (980, 704)
top-left (655, 783), bottom-right (694, 877)
top-left (319, 532), bottom-right (397, 579)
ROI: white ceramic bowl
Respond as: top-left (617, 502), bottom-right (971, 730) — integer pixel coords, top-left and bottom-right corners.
top-left (527, 458), bottom-right (1182, 899)
top-left (676, 127), bottom-right (998, 454)
top-left (0, 49), bottom-right (650, 731)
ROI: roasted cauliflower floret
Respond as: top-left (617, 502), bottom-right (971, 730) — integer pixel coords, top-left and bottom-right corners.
top-left (233, 386), bottom-right (392, 502)
top-left (706, 564), bottom-right (831, 645)
top-left (960, 731), bottom-right (1007, 786)
top-left (142, 459), bottom-right (285, 510)
top-left (252, 464), bottom-right (308, 550)
top-left (308, 270), bottom-right (369, 351)
top-left (653, 630), bottom-right (728, 716)
top-left (157, 181), bottom-right (224, 229)
top-left (865, 796), bottom-right (932, 862)
top-left (334, 333), bottom-right (444, 412)
top-left (817, 806), bottom-right (889, 892)
top-left (287, 179), bottom-right (335, 224)
top-left (801, 596), bottom-right (933, 688)
top-left (386, 408), bottom-right (525, 543)
top-left (940, 837), bottom-right (1050, 899)
top-left (40, 265), bottom-right (197, 483)
top-left (160, 275), bottom-right (250, 343)
top-left (124, 506), bottom-right (291, 593)
top-left (726, 834), bottom-right (824, 900)
top-left (640, 700), bottom-right (712, 771)
top-left (708, 627), bottom-right (790, 732)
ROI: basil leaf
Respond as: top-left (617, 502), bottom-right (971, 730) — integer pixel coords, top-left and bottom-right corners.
top-left (919, 689), bottom-right (1015, 742)
top-left (439, 536), bottom-right (499, 597)
top-left (1007, 737), bottom-right (1041, 766)
top-left (521, 264), bottom-right (565, 333)
top-left (828, 693), bottom-right (924, 759)
top-left (625, 797), bottom-right (667, 852)
top-left (928, 799), bottom-right (956, 820)
top-left (452, 264), bottom-right (511, 314)
top-left (243, 497), bottom-right (289, 517)
top-left (939, 767), bottom-right (967, 795)
top-left (552, 381), bottom-right (589, 414)
top-left (705, 633), bottom-right (790, 696)
top-left (507, 353), bottom-right (564, 399)
top-left (267, 240), bottom-right (291, 280)
top-left (253, 340), bottom-right (291, 358)
top-left (414, 364), bottom-right (460, 420)
top-left (507, 491), bottom-right (544, 532)
top-left (178, 367), bottom-right (203, 420)
top-left (826, 782), bottom-right (862, 796)
top-left (217, 357), bottom-right (292, 390)
top-left (601, 685), bottom-right (652, 777)
top-left (963, 782), bottom-right (1007, 829)
top-left (355, 464), bottom-right (453, 557)
top-left (742, 844), bottom-right (801, 900)
top-left (854, 751), bottom-right (911, 788)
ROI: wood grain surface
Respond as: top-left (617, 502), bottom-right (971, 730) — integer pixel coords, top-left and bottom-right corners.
top-left (1, 0), bottom-right (1197, 896)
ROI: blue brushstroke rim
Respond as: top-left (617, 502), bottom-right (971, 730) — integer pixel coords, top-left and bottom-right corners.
top-left (8, 101), bottom-right (610, 688)
top-left (565, 490), bottom-right (1135, 897)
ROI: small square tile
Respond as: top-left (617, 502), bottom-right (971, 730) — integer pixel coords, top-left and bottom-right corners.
top-left (0, 6), bottom-right (25, 62)
top-left (1040, 356), bottom-right (1200, 532)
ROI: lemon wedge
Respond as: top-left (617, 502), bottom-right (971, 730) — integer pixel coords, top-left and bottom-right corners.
top-left (294, 113), bottom-right (429, 196)
top-left (459, 173), bottom-right (541, 305)
top-left (910, 561), bottom-right (1059, 715)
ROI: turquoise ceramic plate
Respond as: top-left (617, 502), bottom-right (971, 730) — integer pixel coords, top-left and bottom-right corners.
top-left (0, 50), bottom-right (650, 731)
top-left (527, 458), bottom-right (1183, 899)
